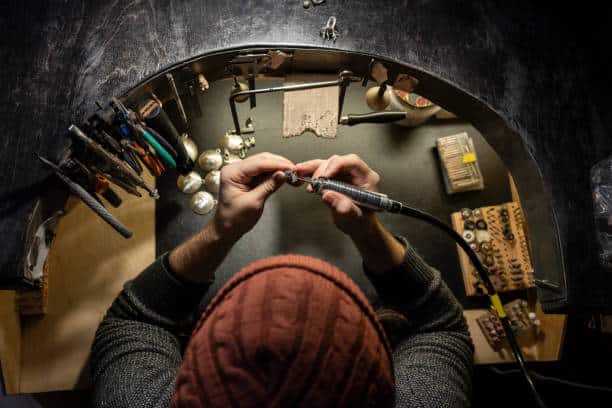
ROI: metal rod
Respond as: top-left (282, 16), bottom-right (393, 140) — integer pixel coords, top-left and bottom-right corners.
top-left (166, 73), bottom-right (188, 126)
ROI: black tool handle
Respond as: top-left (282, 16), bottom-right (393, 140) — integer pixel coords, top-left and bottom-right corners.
top-left (55, 170), bottom-right (132, 238)
top-left (340, 111), bottom-right (407, 126)
top-left (101, 187), bottom-right (122, 208)
top-left (139, 99), bottom-right (194, 174)
top-left (312, 178), bottom-right (401, 212)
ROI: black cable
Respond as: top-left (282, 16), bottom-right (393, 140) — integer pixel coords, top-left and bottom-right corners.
top-left (490, 367), bottom-right (612, 393)
top-left (397, 204), bottom-right (548, 408)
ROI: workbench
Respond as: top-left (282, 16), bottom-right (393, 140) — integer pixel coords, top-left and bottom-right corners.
top-left (0, 79), bottom-right (565, 395)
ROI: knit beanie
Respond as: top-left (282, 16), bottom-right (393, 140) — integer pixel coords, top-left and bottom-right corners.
top-left (171, 254), bottom-right (395, 408)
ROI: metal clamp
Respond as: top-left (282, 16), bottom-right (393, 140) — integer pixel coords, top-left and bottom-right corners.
top-left (320, 16), bottom-right (338, 41)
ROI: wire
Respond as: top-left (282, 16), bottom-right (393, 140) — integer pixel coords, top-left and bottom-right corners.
top-left (397, 204), bottom-right (548, 408)
top-left (490, 367), bottom-right (612, 393)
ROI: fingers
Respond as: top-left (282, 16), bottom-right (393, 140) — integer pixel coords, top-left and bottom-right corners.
top-left (321, 190), bottom-right (362, 218)
top-left (250, 170), bottom-right (286, 202)
top-left (235, 152), bottom-right (295, 180)
top-left (322, 153), bottom-right (370, 179)
top-left (295, 159), bottom-right (325, 176)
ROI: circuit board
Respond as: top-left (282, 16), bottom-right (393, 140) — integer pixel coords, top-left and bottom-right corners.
top-left (476, 299), bottom-right (540, 350)
top-left (451, 202), bottom-right (535, 296)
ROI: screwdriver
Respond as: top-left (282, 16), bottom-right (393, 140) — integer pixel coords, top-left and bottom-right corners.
top-left (283, 171), bottom-right (402, 213)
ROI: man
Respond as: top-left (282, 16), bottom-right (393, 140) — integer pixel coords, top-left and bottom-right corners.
top-left (91, 152), bottom-right (473, 407)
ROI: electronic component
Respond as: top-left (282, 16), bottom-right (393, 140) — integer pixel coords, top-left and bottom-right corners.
top-left (451, 202), bottom-right (535, 296)
top-left (476, 299), bottom-right (541, 350)
top-left (436, 132), bottom-right (484, 194)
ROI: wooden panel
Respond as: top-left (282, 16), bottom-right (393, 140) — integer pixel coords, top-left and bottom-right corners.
top-left (0, 291), bottom-right (21, 395)
top-left (465, 298), bottom-right (567, 364)
top-left (451, 202), bottom-right (534, 296)
top-left (16, 174), bottom-right (155, 393)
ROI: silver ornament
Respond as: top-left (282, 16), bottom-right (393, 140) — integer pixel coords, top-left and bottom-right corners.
top-left (197, 148), bottom-right (223, 172)
top-left (223, 151), bottom-right (242, 165)
top-left (180, 133), bottom-right (199, 162)
top-left (190, 191), bottom-right (216, 215)
top-left (220, 132), bottom-right (247, 158)
top-left (176, 171), bottom-right (203, 194)
top-left (204, 170), bottom-right (221, 194)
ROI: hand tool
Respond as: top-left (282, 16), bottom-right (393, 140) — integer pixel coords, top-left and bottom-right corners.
top-left (339, 111), bottom-right (407, 126)
top-left (145, 126), bottom-right (178, 159)
top-left (111, 97), bottom-right (176, 169)
top-left (284, 171), bottom-right (402, 212)
top-left (138, 98), bottom-right (194, 174)
top-left (69, 158), bottom-right (122, 208)
top-left (38, 155), bottom-right (133, 238)
top-left (284, 170), bottom-right (546, 407)
top-left (89, 164), bottom-right (142, 198)
top-left (91, 127), bottom-right (142, 173)
top-left (68, 124), bottom-right (158, 199)
top-left (122, 140), bottom-right (165, 177)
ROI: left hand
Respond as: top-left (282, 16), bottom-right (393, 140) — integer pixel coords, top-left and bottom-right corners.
top-left (214, 152), bottom-right (294, 241)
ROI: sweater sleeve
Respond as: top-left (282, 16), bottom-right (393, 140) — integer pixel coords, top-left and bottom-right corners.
top-left (90, 253), bottom-right (212, 408)
top-left (365, 238), bottom-right (474, 408)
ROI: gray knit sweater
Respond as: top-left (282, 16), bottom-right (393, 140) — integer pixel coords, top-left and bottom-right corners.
top-left (91, 241), bottom-right (473, 407)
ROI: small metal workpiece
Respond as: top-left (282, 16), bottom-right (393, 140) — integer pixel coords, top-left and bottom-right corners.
top-left (190, 191), bottom-right (217, 215)
top-left (320, 16), bottom-right (338, 41)
top-left (460, 208), bottom-right (472, 219)
top-left (177, 172), bottom-right (203, 194)
top-left (198, 149), bottom-right (224, 172)
top-left (284, 170), bottom-right (301, 186)
top-left (180, 133), bottom-right (199, 162)
top-left (204, 170), bottom-right (221, 194)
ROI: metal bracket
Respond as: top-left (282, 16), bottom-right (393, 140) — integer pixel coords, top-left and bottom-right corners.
top-left (229, 70), bottom-right (360, 135)
top-left (25, 210), bottom-right (63, 284)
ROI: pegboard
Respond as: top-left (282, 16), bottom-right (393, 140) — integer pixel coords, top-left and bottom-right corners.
top-left (451, 202), bottom-right (535, 296)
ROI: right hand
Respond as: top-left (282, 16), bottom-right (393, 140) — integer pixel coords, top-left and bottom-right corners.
top-left (214, 152), bottom-right (294, 241)
top-left (294, 154), bottom-right (381, 237)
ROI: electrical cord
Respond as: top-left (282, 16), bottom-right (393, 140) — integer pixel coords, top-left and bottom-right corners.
top-left (294, 173), bottom-right (548, 406)
top-left (398, 204), bottom-right (548, 408)
top-left (490, 367), bottom-right (612, 393)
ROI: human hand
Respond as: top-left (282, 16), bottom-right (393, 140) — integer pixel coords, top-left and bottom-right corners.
top-left (294, 154), bottom-right (381, 237)
top-left (214, 152), bottom-right (294, 241)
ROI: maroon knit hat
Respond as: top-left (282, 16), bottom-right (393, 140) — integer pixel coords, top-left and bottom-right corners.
top-left (171, 254), bottom-right (395, 408)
